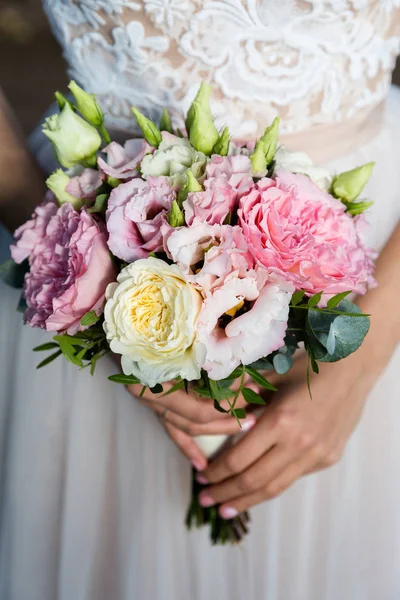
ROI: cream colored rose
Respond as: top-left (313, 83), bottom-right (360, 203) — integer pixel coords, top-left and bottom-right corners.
top-left (104, 257), bottom-right (205, 388)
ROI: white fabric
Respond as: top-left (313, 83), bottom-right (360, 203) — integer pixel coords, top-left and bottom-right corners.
top-left (1, 2), bottom-right (400, 597)
top-left (42, 0), bottom-right (400, 138)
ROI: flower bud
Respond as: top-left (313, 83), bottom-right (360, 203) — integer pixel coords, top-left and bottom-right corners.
top-left (169, 200), bottom-right (185, 227)
top-left (132, 106), bottom-right (162, 147)
top-left (55, 91), bottom-right (75, 112)
top-left (250, 140), bottom-right (267, 176)
top-left (212, 126), bottom-right (231, 156)
top-left (177, 170), bottom-right (203, 205)
top-left (46, 169), bottom-right (83, 209)
top-left (68, 80), bottom-right (104, 127)
top-left (42, 103), bottom-right (102, 168)
top-left (260, 117), bottom-right (280, 166)
top-left (159, 108), bottom-right (173, 133)
top-left (332, 162), bottom-right (375, 203)
top-left (186, 83), bottom-right (219, 156)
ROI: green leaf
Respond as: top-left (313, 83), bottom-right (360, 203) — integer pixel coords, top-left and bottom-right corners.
top-left (169, 199), bottom-right (185, 227)
top-left (327, 291), bottom-right (352, 310)
top-left (244, 367), bottom-right (277, 391)
top-left (57, 339), bottom-right (84, 367)
top-left (108, 373), bottom-right (140, 385)
top-left (150, 384), bottom-right (163, 394)
top-left (242, 387), bottom-right (266, 405)
top-left (33, 342), bottom-right (59, 352)
top-left (80, 310), bottom-right (100, 327)
top-left (212, 125), bottom-right (230, 156)
top-left (162, 380), bottom-right (185, 396)
top-left (345, 200), bottom-right (373, 216)
top-left (209, 379), bottom-right (235, 400)
top-left (131, 106), bottom-right (162, 147)
top-left (332, 162), bottom-right (375, 203)
top-left (232, 408), bottom-right (247, 420)
top-left (260, 117), bottom-right (280, 165)
top-left (307, 291), bottom-right (323, 308)
top-left (36, 350), bottom-right (62, 369)
top-left (194, 388), bottom-right (214, 399)
top-left (250, 139), bottom-right (267, 174)
top-left (272, 353), bottom-right (293, 375)
top-left (88, 193), bottom-right (109, 214)
top-left (159, 108), bottom-right (173, 133)
top-left (0, 258), bottom-right (28, 289)
top-left (214, 399), bottom-right (230, 414)
top-left (291, 290), bottom-right (305, 306)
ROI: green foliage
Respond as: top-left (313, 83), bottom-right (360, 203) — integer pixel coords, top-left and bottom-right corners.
top-left (244, 367), bottom-right (277, 390)
top-left (307, 291), bottom-right (323, 308)
top-left (34, 322), bottom-right (109, 374)
top-left (88, 193), bottom-right (109, 214)
top-left (306, 299), bottom-right (370, 363)
top-left (131, 106), bottom-right (162, 147)
top-left (291, 290), bottom-right (305, 306)
top-left (159, 108), bottom-right (173, 133)
top-left (212, 126), bottom-right (231, 156)
top-left (108, 374), bottom-right (140, 384)
top-left (241, 387), bottom-right (266, 405)
top-left (169, 199), bottom-right (185, 227)
top-left (0, 259), bottom-right (28, 289)
top-left (345, 200), bottom-right (373, 216)
top-left (80, 310), bottom-right (100, 327)
top-left (326, 291), bottom-right (351, 309)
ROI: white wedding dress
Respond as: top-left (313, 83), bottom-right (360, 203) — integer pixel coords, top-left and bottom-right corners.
top-left (1, 2), bottom-right (400, 599)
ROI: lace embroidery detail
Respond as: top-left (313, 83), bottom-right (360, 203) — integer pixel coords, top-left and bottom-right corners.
top-left (42, 0), bottom-right (400, 138)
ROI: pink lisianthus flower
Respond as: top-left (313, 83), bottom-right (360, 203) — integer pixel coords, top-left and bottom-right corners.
top-left (97, 139), bottom-right (152, 180)
top-left (206, 154), bottom-right (253, 197)
top-left (183, 176), bottom-right (238, 226)
top-left (66, 168), bottom-right (102, 199)
top-left (11, 201), bottom-right (116, 334)
top-left (106, 176), bottom-right (175, 262)
top-left (238, 171), bottom-right (376, 299)
top-left (197, 270), bottom-right (294, 380)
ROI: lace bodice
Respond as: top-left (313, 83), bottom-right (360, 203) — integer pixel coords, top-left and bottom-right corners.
top-left (43, 1), bottom-right (400, 139)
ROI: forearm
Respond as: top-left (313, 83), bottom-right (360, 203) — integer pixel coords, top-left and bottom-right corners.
top-left (0, 90), bottom-right (46, 232)
top-left (356, 222), bottom-right (400, 375)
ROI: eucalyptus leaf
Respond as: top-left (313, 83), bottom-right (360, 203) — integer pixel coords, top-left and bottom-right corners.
top-left (273, 352), bottom-right (293, 374)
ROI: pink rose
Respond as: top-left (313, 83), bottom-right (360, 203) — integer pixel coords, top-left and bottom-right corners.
top-left (98, 139), bottom-right (152, 180)
top-left (197, 271), bottom-right (293, 380)
top-left (183, 176), bottom-right (237, 226)
top-left (11, 201), bottom-right (116, 334)
top-left (206, 154), bottom-right (253, 197)
top-left (66, 168), bottom-right (102, 199)
top-left (106, 176), bottom-right (175, 261)
top-left (238, 171), bottom-right (376, 297)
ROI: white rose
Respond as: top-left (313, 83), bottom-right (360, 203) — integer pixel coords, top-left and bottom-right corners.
top-left (140, 132), bottom-right (206, 188)
top-left (274, 146), bottom-right (332, 191)
top-left (104, 257), bottom-right (205, 388)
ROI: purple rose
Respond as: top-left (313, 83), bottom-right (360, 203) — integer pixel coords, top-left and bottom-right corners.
top-left (106, 176), bottom-right (176, 261)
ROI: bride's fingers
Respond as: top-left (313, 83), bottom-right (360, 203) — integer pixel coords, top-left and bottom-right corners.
top-left (162, 420), bottom-right (208, 471)
top-left (140, 396), bottom-right (257, 437)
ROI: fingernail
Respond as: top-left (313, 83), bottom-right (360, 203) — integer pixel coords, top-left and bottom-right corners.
top-left (219, 506), bottom-right (238, 520)
top-left (191, 458), bottom-right (204, 472)
top-left (196, 474), bottom-right (209, 485)
top-left (199, 492), bottom-right (215, 507)
top-left (241, 416), bottom-right (256, 432)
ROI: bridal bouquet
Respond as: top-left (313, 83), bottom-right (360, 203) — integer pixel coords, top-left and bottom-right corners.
top-left (3, 81), bottom-right (376, 544)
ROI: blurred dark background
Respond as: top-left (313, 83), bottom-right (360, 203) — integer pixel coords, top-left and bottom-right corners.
top-left (0, 0), bottom-right (399, 135)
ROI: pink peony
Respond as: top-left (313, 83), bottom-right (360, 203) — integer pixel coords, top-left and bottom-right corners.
top-left (197, 271), bottom-right (294, 380)
top-left (98, 139), bottom-right (152, 180)
top-left (106, 176), bottom-right (175, 262)
top-left (206, 154), bottom-right (253, 197)
top-left (11, 201), bottom-right (116, 334)
top-left (66, 168), bottom-right (102, 199)
top-left (183, 176), bottom-right (238, 226)
top-left (238, 171), bottom-right (376, 297)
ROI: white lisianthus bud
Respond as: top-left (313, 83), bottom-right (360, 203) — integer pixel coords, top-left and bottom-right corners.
top-left (274, 147), bottom-right (333, 191)
top-left (42, 103), bottom-right (102, 168)
top-left (104, 258), bottom-right (205, 388)
top-left (68, 80), bottom-right (104, 127)
top-left (46, 169), bottom-right (83, 209)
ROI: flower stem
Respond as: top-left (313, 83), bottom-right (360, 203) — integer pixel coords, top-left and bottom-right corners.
top-left (99, 124), bottom-right (112, 144)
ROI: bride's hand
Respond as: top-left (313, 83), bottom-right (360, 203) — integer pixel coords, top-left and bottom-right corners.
top-left (196, 348), bottom-right (379, 518)
top-left (126, 380), bottom-right (257, 471)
